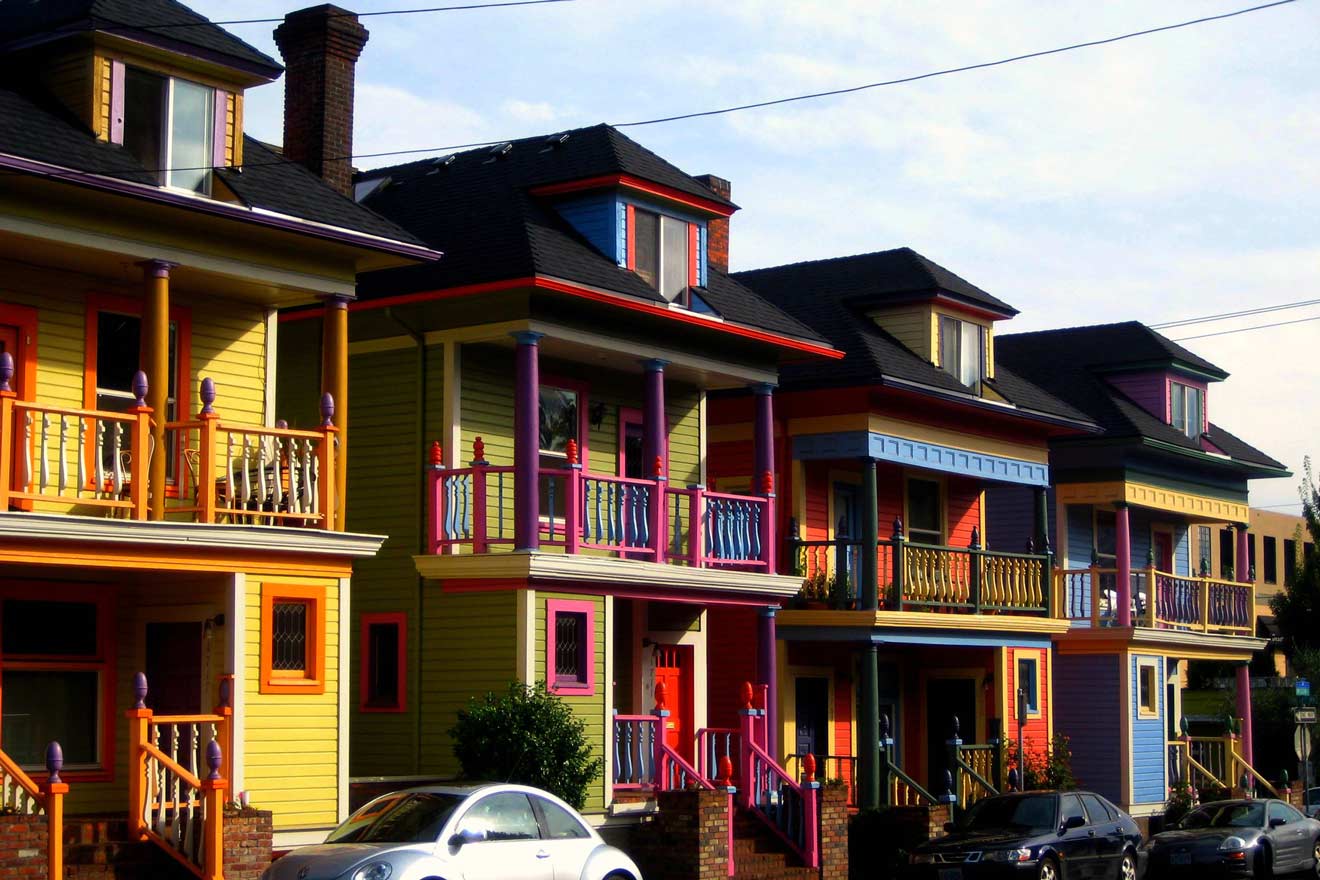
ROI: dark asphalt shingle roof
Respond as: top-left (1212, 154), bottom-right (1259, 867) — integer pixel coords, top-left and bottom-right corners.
top-left (0, 81), bottom-right (424, 245)
top-left (997, 322), bottom-right (1284, 470)
top-left (731, 249), bottom-right (1087, 423)
top-left (0, 0), bottom-right (281, 76)
top-left (355, 124), bottom-right (825, 345)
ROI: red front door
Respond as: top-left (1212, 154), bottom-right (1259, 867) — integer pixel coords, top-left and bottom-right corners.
top-left (1154, 532), bottom-right (1174, 573)
top-left (653, 644), bottom-right (694, 761)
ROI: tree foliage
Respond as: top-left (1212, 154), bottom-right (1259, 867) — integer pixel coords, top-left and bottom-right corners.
top-left (1270, 457), bottom-right (1320, 677)
top-left (450, 681), bottom-right (602, 809)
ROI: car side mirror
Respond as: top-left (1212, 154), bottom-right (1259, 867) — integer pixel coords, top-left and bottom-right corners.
top-left (1062, 815), bottom-right (1086, 832)
top-left (1269, 817), bottom-right (1287, 828)
top-left (943, 822), bottom-right (956, 833)
top-left (448, 828), bottom-right (485, 848)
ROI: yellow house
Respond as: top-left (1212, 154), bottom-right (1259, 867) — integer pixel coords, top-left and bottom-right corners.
top-left (0, 1), bottom-right (439, 874)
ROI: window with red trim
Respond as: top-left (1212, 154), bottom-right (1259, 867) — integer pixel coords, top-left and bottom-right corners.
top-left (0, 584), bottom-right (114, 777)
top-left (546, 599), bottom-right (595, 695)
top-left (360, 612), bottom-right (406, 713)
top-left (630, 208), bottom-right (692, 306)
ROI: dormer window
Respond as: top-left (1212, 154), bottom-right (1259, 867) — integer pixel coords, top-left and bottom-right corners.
top-left (938, 315), bottom-right (986, 392)
top-left (123, 68), bottom-right (215, 194)
top-left (1170, 381), bottom-right (1204, 439)
top-left (633, 208), bottom-right (691, 305)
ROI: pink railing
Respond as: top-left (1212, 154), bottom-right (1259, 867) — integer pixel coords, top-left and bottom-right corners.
top-left (737, 682), bottom-right (819, 869)
top-left (697, 727), bottom-right (742, 786)
top-left (426, 439), bottom-right (775, 570)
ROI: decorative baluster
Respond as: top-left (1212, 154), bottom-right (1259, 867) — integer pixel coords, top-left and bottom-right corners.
top-left (671, 493), bottom-right (683, 556)
top-left (95, 420), bottom-right (107, 498)
top-left (56, 413), bottom-right (69, 493)
top-left (21, 411), bottom-right (33, 491)
top-left (255, 434), bottom-right (269, 517)
top-left (547, 476), bottom-right (557, 540)
top-left (593, 480), bottom-right (605, 545)
top-left (39, 411), bottom-right (50, 492)
top-left (76, 417), bottom-right (87, 498)
top-left (750, 503), bottom-right (762, 560)
top-left (284, 437), bottom-right (300, 515)
top-left (300, 438), bottom-right (315, 513)
top-left (225, 431), bottom-right (236, 510)
top-left (183, 724), bottom-right (199, 860)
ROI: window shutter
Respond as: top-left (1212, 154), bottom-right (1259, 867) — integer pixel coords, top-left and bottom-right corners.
top-left (109, 60), bottom-right (126, 144)
top-left (212, 90), bottom-right (229, 168)
top-left (625, 204), bottom-right (636, 269)
top-left (688, 222), bottom-right (699, 288)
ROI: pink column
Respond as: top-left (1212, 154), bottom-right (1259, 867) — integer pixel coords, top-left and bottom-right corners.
top-left (1236, 524), bottom-right (1251, 583)
top-left (758, 607), bottom-right (778, 762)
top-left (1237, 663), bottom-right (1254, 767)
top-left (1116, 503), bottom-right (1132, 627)
top-left (512, 331), bottom-right (542, 551)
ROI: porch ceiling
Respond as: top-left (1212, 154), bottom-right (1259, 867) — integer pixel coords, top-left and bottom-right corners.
top-left (413, 551), bottom-right (801, 601)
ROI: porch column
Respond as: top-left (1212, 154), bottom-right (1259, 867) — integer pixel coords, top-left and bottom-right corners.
top-left (751, 382), bottom-right (775, 485)
top-left (758, 607), bottom-right (778, 762)
top-left (513, 331), bottom-right (543, 550)
top-left (642, 359), bottom-right (667, 477)
top-left (1236, 662), bottom-right (1254, 767)
top-left (1235, 522), bottom-right (1252, 583)
top-left (861, 457), bottom-right (879, 610)
top-left (138, 260), bottom-right (173, 520)
top-left (1115, 502), bottom-right (1132, 627)
top-left (859, 644), bottom-right (880, 810)
top-left (320, 294), bottom-right (350, 531)
top-left (1033, 487), bottom-right (1050, 551)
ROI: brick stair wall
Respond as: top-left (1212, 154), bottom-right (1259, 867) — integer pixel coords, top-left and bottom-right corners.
top-left (50, 809), bottom-right (274, 880)
top-left (0, 813), bottom-right (51, 880)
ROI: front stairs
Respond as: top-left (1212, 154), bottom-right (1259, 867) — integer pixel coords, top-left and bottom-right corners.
top-left (732, 809), bottom-right (818, 880)
top-left (63, 814), bottom-right (195, 880)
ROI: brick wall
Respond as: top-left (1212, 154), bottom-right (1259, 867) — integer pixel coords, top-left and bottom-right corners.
top-left (627, 789), bottom-right (731, 880)
top-left (0, 813), bottom-right (48, 880)
top-left (693, 174), bottom-right (731, 273)
top-left (222, 808), bottom-right (273, 880)
top-left (820, 784), bottom-right (850, 880)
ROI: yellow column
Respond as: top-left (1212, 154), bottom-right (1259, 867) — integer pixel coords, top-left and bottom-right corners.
top-left (321, 295), bottom-right (350, 530)
top-left (138, 260), bottom-right (173, 520)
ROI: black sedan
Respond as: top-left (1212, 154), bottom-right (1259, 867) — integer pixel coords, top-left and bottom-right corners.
top-left (1146, 798), bottom-right (1320, 877)
top-left (907, 791), bottom-right (1143, 879)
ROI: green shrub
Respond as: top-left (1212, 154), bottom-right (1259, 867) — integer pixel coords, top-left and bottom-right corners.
top-left (1009, 734), bottom-right (1077, 791)
top-left (449, 681), bottom-right (602, 809)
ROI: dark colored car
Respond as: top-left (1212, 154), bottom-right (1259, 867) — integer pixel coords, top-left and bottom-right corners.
top-left (907, 791), bottom-right (1143, 880)
top-left (1145, 798), bottom-right (1320, 877)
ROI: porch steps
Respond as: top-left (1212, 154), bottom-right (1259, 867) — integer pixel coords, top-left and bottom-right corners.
top-left (731, 812), bottom-right (818, 880)
top-left (63, 815), bottom-right (193, 880)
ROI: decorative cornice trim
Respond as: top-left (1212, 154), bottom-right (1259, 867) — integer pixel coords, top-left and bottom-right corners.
top-left (792, 429), bottom-right (1050, 487)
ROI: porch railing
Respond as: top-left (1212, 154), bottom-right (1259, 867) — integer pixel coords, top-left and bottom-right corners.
top-left (1055, 564), bottom-right (1253, 634)
top-left (787, 753), bottom-right (856, 808)
top-left (0, 369), bottom-right (340, 530)
top-left (785, 519), bottom-right (1050, 615)
top-left (879, 714), bottom-right (939, 807)
top-left (127, 672), bottom-right (227, 880)
top-left (0, 741), bottom-right (67, 880)
top-left (1168, 718), bottom-right (1279, 799)
top-left (427, 439), bottom-right (775, 570)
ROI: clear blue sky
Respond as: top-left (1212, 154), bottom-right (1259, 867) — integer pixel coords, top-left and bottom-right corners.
top-left (195, 0), bottom-right (1320, 514)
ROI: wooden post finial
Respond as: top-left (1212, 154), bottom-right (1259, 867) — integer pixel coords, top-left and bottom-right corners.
top-left (565, 438), bottom-right (578, 466)
top-left (760, 469), bottom-right (774, 495)
top-left (653, 455), bottom-right (664, 479)
top-left (429, 440), bottom-right (443, 466)
top-left (199, 377), bottom-right (217, 417)
top-left (740, 681), bottom-right (754, 711)
top-left (717, 755), bottom-right (734, 787)
top-left (653, 680), bottom-right (668, 713)
top-left (803, 752), bottom-right (817, 783)
top-left (0, 351), bottom-right (13, 393)
top-left (472, 436), bottom-right (486, 463)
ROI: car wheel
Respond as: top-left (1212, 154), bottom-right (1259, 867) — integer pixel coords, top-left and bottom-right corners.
top-left (1253, 842), bottom-right (1271, 879)
top-left (1312, 839), bottom-right (1320, 877)
top-left (1119, 850), bottom-right (1138, 880)
top-left (602, 873), bottom-right (634, 880)
top-left (1038, 855), bottom-right (1060, 880)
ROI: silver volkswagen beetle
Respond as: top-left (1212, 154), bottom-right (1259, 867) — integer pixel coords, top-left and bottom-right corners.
top-left (260, 783), bottom-right (643, 880)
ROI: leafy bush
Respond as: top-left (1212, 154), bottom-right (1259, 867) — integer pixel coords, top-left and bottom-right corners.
top-left (1009, 734), bottom-right (1077, 791)
top-left (1163, 782), bottom-right (1196, 827)
top-left (450, 681), bottom-right (602, 809)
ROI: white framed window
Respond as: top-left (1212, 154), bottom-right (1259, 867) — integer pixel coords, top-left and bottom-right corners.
top-left (633, 209), bottom-right (691, 305)
top-left (938, 315), bottom-right (986, 392)
top-left (123, 68), bottom-right (215, 194)
top-left (1170, 381), bottom-right (1204, 439)
top-left (1137, 658), bottom-right (1159, 718)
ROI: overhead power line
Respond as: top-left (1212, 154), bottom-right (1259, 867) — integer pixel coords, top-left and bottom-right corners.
top-left (1152, 298), bottom-right (1320, 329)
top-left (0, 0), bottom-right (1296, 181)
top-left (1171, 314), bottom-right (1320, 342)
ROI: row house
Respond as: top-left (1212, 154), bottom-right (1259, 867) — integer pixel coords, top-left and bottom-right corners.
top-left (710, 249), bottom-right (1097, 811)
top-left (276, 125), bottom-right (847, 867)
top-left (992, 322), bottom-right (1290, 818)
top-left (0, 0), bottom-right (439, 874)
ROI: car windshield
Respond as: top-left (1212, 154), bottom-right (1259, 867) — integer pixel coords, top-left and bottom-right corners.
top-left (1180, 803), bottom-right (1264, 830)
top-left (326, 792), bottom-right (466, 844)
top-left (960, 795), bottom-right (1057, 833)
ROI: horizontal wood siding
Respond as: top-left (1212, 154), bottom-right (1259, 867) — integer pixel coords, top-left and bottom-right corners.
top-left (418, 589), bottom-right (517, 776)
top-left (1066, 504), bottom-right (1094, 570)
top-left (1105, 372), bottom-right (1166, 421)
top-left (345, 348), bottom-right (428, 776)
top-left (41, 52), bottom-right (94, 134)
top-left (244, 575), bottom-right (341, 830)
top-left (535, 591), bottom-right (606, 812)
top-left (985, 486), bottom-right (1034, 553)
top-left (833, 676), bottom-right (853, 760)
top-left (275, 317), bottom-right (322, 430)
top-left (1005, 646), bottom-right (1050, 753)
top-left (1130, 653), bottom-right (1165, 805)
top-left (705, 605), bottom-right (758, 730)
top-left (1054, 653), bottom-right (1121, 802)
top-left (188, 294), bottom-right (267, 427)
top-left (947, 478), bottom-right (981, 549)
top-left (554, 194), bottom-right (620, 262)
top-left (871, 305), bottom-right (933, 361)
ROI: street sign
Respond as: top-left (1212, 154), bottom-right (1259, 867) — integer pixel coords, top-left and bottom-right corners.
top-left (1296, 726), bottom-right (1312, 762)
top-left (1298, 678), bottom-right (1312, 698)
top-left (1297, 707), bottom-right (1318, 725)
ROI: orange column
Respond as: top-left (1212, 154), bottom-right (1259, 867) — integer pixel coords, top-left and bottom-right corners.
top-left (320, 296), bottom-right (350, 531)
top-left (138, 260), bottom-right (173, 520)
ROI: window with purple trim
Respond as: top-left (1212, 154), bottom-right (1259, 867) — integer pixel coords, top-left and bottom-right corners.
top-left (1170, 381), bottom-right (1204, 439)
top-left (122, 68), bottom-right (215, 194)
top-left (546, 600), bottom-right (595, 695)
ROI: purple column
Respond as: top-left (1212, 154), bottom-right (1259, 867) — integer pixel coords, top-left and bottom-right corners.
top-left (1116, 503), bottom-right (1132, 627)
top-left (513, 331), bottom-right (542, 551)
top-left (642, 359), bottom-right (667, 477)
top-left (1236, 524), bottom-right (1251, 583)
top-left (751, 383), bottom-right (775, 487)
top-left (758, 606), bottom-right (778, 762)
top-left (1236, 663), bottom-right (1254, 767)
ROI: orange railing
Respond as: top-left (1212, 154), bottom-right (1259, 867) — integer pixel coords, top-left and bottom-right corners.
top-left (0, 741), bottom-right (68, 880)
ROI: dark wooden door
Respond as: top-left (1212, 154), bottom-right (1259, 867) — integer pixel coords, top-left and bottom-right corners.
top-left (795, 677), bottom-right (829, 761)
top-left (926, 678), bottom-right (977, 792)
top-left (145, 621), bottom-right (204, 714)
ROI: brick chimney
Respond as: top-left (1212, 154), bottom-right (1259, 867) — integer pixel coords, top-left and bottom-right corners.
top-left (273, 5), bottom-right (368, 197)
top-left (695, 174), bottom-right (731, 273)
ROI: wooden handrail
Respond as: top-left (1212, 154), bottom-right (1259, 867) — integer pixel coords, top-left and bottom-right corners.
top-left (140, 741), bottom-right (203, 789)
top-left (0, 748), bottom-right (46, 806)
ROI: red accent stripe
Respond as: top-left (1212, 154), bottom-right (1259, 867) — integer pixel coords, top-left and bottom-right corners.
top-left (688, 222), bottom-right (699, 288)
top-left (530, 173), bottom-right (736, 217)
top-left (626, 204), bottom-right (636, 270)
